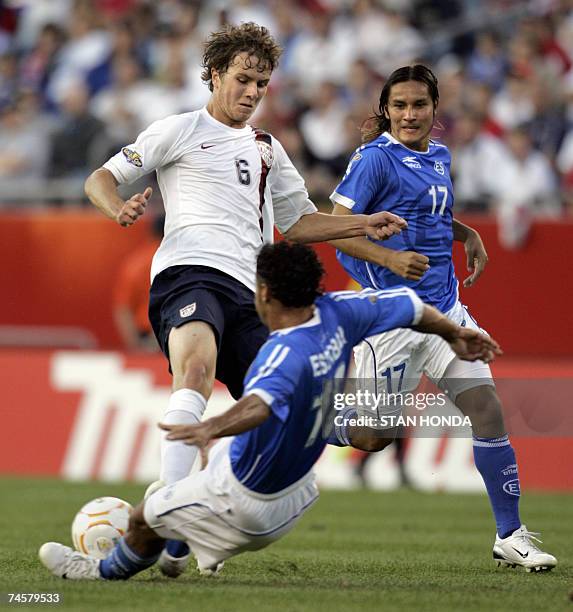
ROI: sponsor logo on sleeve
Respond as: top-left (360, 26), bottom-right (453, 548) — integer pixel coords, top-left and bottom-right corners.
top-left (179, 303), bottom-right (196, 318)
top-left (122, 147), bottom-right (143, 167)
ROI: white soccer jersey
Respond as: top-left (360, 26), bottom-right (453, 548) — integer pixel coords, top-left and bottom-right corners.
top-left (104, 107), bottom-right (317, 290)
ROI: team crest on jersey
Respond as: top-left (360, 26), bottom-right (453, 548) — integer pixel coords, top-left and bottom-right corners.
top-left (343, 151), bottom-right (362, 177)
top-left (122, 147), bottom-right (143, 167)
top-left (402, 155), bottom-right (421, 169)
top-left (434, 161), bottom-right (445, 175)
top-left (179, 303), bottom-right (196, 318)
top-left (256, 140), bottom-right (274, 169)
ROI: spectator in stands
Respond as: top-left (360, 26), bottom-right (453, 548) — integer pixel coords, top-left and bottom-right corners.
top-left (490, 72), bottom-right (535, 131)
top-left (286, 9), bottom-right (356, 98)
top-left (0, 0), bottom-right (571, 209)
top-left (451, 111), bottom-right (505, 213)
top-left (462, 81), bottom-right (504, 138)
top-left (491, 125), bottom-right (561, 249)
top-left (299, 81), bottom-right (349, 176)
top-left (47, 2), bottom-right (111, 106)
top-left (356, 4), bottom-right (424, 78)
top-left (86, 18), bottom-right (147, 97)
top-left (0, 52), bottom-right (18, 108)
top-left (90, 55), bottom-right (145, 148)
top-left (47, 80), bottom-right (107, 183)
top-left (466, 31), bottom-right (507, 92)
top-left (526, 80), bottom-right (568, 163)
top-left (19, 23), bottom-right (66, 109)
top-left (0, 98), bottom-right (50, 203)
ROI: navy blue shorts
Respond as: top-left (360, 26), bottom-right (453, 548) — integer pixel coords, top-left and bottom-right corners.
top-left (149, 265), bottom-right (269, 400)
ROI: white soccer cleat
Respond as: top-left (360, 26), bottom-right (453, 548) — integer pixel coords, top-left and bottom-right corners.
top-left (493, 525), bottom-right (557, 572)
top-left (199, 561), bottom-right (224, 577)
top-left (158, 548), bottom-right (191, 578)
top-left (39, 542), bottom-right (101, 580)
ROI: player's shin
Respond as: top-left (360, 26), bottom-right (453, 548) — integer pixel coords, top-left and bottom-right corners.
top-left (99, 537), bottom-right (163, 580)
top-left (160, 388), bottom-right (207, 483)
top-left (473, 435), bottom-right (522, 538)
top-left (160, 388), bottom-right (206, 560)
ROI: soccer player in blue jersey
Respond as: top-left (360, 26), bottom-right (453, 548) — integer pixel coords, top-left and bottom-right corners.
top-left (38, 242), bottom-right (501, 581)
top-left (329, 64), bottom-right (557, 572)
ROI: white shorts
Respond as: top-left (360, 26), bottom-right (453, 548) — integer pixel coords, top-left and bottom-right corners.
top-left (143, 438), bottom-right (319, 572)
top-left (354, 300), bottom-right (494, 423)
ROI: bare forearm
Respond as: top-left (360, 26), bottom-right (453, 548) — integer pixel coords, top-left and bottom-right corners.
top-left (453, 218), bottom-right (478, 242)
top-left (329, 237), bottom-right (394, 267)
top-left (204, 394), bottom-right (271, 439)
top-left (285, 212), bottom-right (373, 243)
top-left (84, 168), bottom-right (125, 221)
top-left (413, 305), bottom-right (459, 343)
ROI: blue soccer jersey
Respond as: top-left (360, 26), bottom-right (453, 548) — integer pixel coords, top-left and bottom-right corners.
top-left (331, 132), bottom-right (458, 313)
top-left (229, 287), bottom-right (424, 494)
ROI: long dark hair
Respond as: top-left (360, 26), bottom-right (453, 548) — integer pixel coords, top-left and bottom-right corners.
top-left (361, 64), bottom-right (439, 143)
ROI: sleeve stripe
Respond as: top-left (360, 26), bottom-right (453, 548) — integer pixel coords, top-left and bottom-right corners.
top-left (332, 287), bottom-right (413, 302)
top-left (246, 388), bottom-right (275, 407)
top-left (329, 191), bottom-right (355, 209)
top-left (245, 345), bottom-right (290, 389)
top-left (409, 292), bottom-right (425, 325)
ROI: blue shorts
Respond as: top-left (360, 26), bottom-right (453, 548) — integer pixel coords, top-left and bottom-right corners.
top-left (149, 265), bottom-right (269, 399)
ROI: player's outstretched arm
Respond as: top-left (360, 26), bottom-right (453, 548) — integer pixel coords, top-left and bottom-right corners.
top-left (158, 394), bottom-right (271, 447)
top-left (283, 210), bottom-right (407, 243)
top-left (453, 218), bottom-right (489, 288)
top-left (85, 167), bottom-right (152, 228)
top-left (328, 204), bottom-right (430, 280)
top-left (413, 304), bottom-right (502, 364)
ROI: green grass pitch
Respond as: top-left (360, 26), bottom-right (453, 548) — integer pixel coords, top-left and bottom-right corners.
top-left (0, 477), bottom-right (571, 611)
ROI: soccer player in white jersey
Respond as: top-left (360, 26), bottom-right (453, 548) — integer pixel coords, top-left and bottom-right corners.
top-left (83, 22), bottom-right (405, 576)
top-left (39, 242), bottom-right (502, 581)
top-left (329, 65), bottom-right (557, 572)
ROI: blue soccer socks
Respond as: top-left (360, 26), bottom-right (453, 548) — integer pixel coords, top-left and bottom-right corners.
top-left (473, 435), bottom-right (521, 538)
top-left (165, 540), bottom-right (190, 558)
top-left (99, 537), bottom-right (162, 580)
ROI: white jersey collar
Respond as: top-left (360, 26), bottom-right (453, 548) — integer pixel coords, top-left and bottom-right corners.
top-left (200, 106), bottom-right (253, 134)
top-left (271, 306), bottom-right (321, 336)
top-left (383, 131), bottom-right (431, 155)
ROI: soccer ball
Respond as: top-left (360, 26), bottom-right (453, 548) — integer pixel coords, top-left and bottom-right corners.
top-left (71, 497), bottom-right (132, 559)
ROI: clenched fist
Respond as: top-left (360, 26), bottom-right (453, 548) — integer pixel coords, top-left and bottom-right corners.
top-left (116, 187), bottom-right (153, 227)
top-left (387, 250), bottom-right (430, 280)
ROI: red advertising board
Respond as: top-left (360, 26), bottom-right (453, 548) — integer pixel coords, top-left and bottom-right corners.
top-left (1, 349), bottom-right (571, 491)
top-left (2, 212), bottom-right (573, 356)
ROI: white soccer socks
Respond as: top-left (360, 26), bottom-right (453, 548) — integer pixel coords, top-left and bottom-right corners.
top-left (160, 388), bottom-right (207, 485)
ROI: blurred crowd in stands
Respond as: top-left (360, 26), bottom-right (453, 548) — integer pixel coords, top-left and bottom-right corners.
top-left (0, 0), bottom-right (573, 234)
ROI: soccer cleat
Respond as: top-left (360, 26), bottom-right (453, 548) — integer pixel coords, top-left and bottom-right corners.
top-left (199, 561), bottom-right (225, 577)
top-left (39, 542), bottom-right (101, 580)
top-left (493, 525), bottom-right (557, 572)
top-left (158, 548), bottom-right (191, 578)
